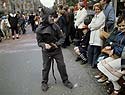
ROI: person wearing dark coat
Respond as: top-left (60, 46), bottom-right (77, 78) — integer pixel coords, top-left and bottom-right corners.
top-left (100, 0), bottom-right (115, 33)
top-left (57, 10), bottom-right (68, 48)
top-left (8, 12), bottom-right (19, 39)
top-left (29, 12), bottom-right (35, 32)
top-left (74, 27), bottom-right (90, 65)
top-left (36, 7), bottom-right (73, 92)
top-left (68, 6), bottom-right (76, 42)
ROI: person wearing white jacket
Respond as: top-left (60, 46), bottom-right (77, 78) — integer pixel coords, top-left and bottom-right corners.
top-left (0, 16), bottom-right (11, 39)
top-left (74, 2), bottom-right (87, 29)
top-left (88, 3), bottom-right (105, 68)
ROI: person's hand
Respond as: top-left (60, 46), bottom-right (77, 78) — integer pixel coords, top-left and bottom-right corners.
top-left (109, 49), bottom-right (113, 57)
top-left (50, 43), bottom-right (58, 48)
top-left (105, 46), bottom-right (111, 50)
top-left (45, 44), bottom-right (52, 49)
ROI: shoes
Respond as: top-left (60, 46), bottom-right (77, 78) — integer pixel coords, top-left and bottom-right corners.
top-left (94, 72), bottom-right (103, 79)
top-left (63, 80), bottom-right (73, 89)
top-left (97, 76), bottom-right (108, 83)
top-left (97, 78), bottom-right (108, 83)
top-left (41, 82), bottom-right (49, 92)
top-left (110, 90), bottom-right (120, 95)
top-left (16, 36), bottom-right (19, 39)
top-left (80, 60), bottom-right (87, 65)
top-left (94, 75), bottom-right (102, 79)
top-left (12, 36), bottom-right (15, 40)
top-left (107, 87), bottom-right (113, 94)
top-left (16, 34), bottom-right (19, 39)
top-left (75, 57), bottom-right (82, 61)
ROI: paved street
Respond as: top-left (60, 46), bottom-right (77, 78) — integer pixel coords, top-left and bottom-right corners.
top-left (0, 26), bottom-right (107, 95)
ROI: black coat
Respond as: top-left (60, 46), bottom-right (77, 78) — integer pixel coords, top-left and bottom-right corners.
top-left (57, 15), bottom-right (68, 34)
top-left (36, 23), bottom-right (65, 51)
top-left (8, 14), bottom-right (18, 28)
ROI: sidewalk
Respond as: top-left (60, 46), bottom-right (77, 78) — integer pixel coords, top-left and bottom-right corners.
top-left (67, 44), bottom-right (108, 95)
top-left (67, 44), bottom-right (125, 95)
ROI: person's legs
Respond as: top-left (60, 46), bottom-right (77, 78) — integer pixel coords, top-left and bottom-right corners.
top-left (41, 50), bottom-right (51, 91)
top-left (97, 57), bottom-right (114, 83)
top-left (54, 49), bottom-right (73, 89)
top-left (92, 46), bottom-right (101, 68)
top-left (15, 27), bottom-right (19, 39)
top-left (42, 50), bottom-right (52, 83)
top-left (112, 81), bottom-right (121, 91)
top-left (97, 58), bottom-right (121, 84)
top-left (31, 23), bottom-right (35, 32)
top-left (54, 49), bottom-right (68, 82)
top-left (74, 47), bottom-right (82, 61)
top-left (88, 45), bottom-right (94, 65)
top-left (11, 28), bottom-right (15, 39)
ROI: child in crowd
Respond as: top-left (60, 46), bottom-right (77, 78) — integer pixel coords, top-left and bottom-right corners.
top-left (74, 18), bottom-right (91, 65)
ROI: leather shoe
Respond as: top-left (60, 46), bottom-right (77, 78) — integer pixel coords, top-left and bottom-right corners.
top-left (63, 80), bottom-right (73, 89)
top-left (41, 82), bottom-right (49, 92)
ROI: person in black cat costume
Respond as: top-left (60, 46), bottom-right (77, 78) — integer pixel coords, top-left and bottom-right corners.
top-left (36, 6), bottom-right (73, 92)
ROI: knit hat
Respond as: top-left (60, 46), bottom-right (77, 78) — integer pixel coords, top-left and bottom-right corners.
top-left (79, 2), bottom-right (85, 7)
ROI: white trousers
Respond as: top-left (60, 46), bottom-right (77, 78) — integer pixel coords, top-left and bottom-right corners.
top-left (97, 57), bottom-right (122, 90)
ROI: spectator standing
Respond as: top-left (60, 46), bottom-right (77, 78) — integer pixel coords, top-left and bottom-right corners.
top-left (8, 11), bottom-right (19, 39)
top-left (74, 2), bottom-right (87, 29)
top-left (18, 14), bottom-right (26, 34)
top-left (34, 13), bottom-right (41, 32)
top-left (88, 3), bottom-right (105, 68)
top-left (57, 10), bottom-right (68, 48)
top-left (29, 12), bottom-right (35, 33)
top-left (68, 6), bottom-right (76, 43)
top-left (63, 5), bottom-right (71, 47)
top-left (100, 0), bottom-right (115, 33)
top-left (74, 2), bottom-right (87, 46)
top-left (0, 16), bottom-right (10, 39)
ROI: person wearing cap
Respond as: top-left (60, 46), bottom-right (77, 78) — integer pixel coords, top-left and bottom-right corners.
top-left (36, 6), bottom-right (73, 92)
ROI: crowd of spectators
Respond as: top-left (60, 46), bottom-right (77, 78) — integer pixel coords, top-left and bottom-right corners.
top-left (0, 11), bottom-right (41, 42)
top-left (53, 0), bottom-right (125, 95)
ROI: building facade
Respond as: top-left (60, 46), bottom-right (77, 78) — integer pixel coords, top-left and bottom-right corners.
top-left (0, 0), bottom-right (125, 16)
top-left (0, 0), bottom-right (41, 14)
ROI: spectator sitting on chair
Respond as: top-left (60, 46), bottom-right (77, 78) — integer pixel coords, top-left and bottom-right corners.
top-left (97, 15), bottom-right (125, 95)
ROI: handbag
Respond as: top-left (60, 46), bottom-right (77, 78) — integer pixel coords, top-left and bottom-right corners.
top-left (101, 47), bottom-right (119, 59)
top-left (100, 29), bottom-right (110, 40)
